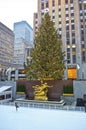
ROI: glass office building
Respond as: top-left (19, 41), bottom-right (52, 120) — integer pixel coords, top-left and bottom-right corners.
top-left (13, 21), bottom-right (33, 66)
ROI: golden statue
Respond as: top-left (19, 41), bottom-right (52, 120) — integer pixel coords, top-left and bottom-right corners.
top-left (33, 80), bottom-right (52, 100)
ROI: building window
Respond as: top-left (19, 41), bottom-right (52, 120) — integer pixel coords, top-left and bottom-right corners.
top-left (58, 0), bottom-right (61, 5)
top-left (81, 36), bottom-right (84, 41)
top-left (82, 51), bottom-right (85, 62)
top-left (70, 0), bottom-right (73, 3)
top-left (35, 14), bottom-right (38, 18)
top-left (71, 25), bottom-right (75, 30)
top-left (35, 21), bottom-right (38, 24)
top-left (70, 6), bottom-right (74, 10)
top-left (80, 19), bottom-right (83, 22)
top-left (81, 25), bottom-right (83, 29)
top-left (72, 47), bottom-right (76, 52)
top-left (82, 44), bottom-right (85, 48)
top-left (66, 25), bottom-right (69, 30)
top-left (52, 9), bottom-right (55, 13)
top-left (65, 8), bottom-right (68, 11)
top-left (66, 11), bottom-right (69, 14)
top-left (52, 0), bottom-right (55, 7)
top-left (59, 8), bottom-right (61, 11)
top-left (67, 48), bottom-right (70, 52)
top-left (52, 16), bottom-right (55, 19)
top-left (58, 15), bottom-right (61, 18)
top-left (66, 32), bottom-right (70, 38)
top-left (79, 4), bottom-right (82, 10)
top-left (35, 27), bottom-right (38, 30)
top-left (41, 12), bottom-right (44, 15)
top-left (41, 3), bottom-right (44, 9)
top-left (66, 20), bottom-right (69, 24)
top-left (0, 95), bottom-right (5, 100)
top-left (72, 55), bottom-right (76, 63)
top-left (72, 32), bottom-right (75, 37)
top-left (66, 14), bottom-right (69, 17)
top-left (65, 0), bottom-right (68, 4)
top-left (67, 60), bottom-right (70, 64)
top-left (71, 13), bottom-right (74, 17)
top-left (71, 19), bottom-right (74, 23)
top-left (66, 39), bottom-right (70, 45)
top-left (6, 94), bottom-right (11, 99)
top-left (67, 53), bottom-right (70, 59)
top-left (67, 57), bottom-right (71, 64)
top-left (46, 0), bottom-right (48, 8)
top-left (53, 21), bottom-right (55, 25)
top-left (84, 4), bottom-right (86, 10)
top-left (68, 68), bottom-right (77, 79)
top-left (59, 21), bottom-right (61, 24)
top-left (58, 28), bottom-right (62, 31)
top-left (72, 38), bottom-right (75, 44)
top-left (80, 13), bottom-right (83, 16)
top-left (84, 12), bottom-right (86, 15)
top-left (59, 34), bottom-right (62, 39)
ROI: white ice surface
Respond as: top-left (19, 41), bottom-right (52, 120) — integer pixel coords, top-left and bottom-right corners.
top-left (0, 105), bottom-right (86, 130)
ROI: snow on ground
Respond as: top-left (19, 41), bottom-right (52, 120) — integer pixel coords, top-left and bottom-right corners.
top-left (0, 105), bottom-right (86, 130)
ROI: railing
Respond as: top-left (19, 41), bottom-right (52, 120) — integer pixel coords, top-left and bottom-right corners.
top-left (0, 101), bottom-right (85, 112)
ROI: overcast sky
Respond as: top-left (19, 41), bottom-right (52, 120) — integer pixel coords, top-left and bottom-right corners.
top-left (0, 0), bottom-right (37, 30)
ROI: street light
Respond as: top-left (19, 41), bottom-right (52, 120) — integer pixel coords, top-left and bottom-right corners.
top-left (0, 64), bottom-right (2, 81)
top-left (77, 64), bottom-right (80, 80)
top-left (77, 64), bottom-right (80, 70)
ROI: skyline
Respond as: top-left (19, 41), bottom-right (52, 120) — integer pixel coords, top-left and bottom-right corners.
top-left (0, 0), bottom-right (37, 30)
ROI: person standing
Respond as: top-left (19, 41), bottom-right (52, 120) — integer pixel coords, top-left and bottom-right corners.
top-left (15, 102), bottom-right (19, 111)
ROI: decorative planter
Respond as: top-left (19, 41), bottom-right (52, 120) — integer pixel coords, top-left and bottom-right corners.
top-left (62, 93), bottom-right (74, 96)
top-left (16, 92), bottom-right (25, 95)
top-left (17, 79), bottom-right (73, 101)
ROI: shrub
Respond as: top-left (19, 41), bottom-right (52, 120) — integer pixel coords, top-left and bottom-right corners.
top-left (63, 85), bottom-right (73, 94)
top-left (17, 84), bottom-right (25, 92)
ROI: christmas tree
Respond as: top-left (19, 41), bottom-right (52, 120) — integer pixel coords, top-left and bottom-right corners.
top-left (25, 13), bottom-right (65, 80)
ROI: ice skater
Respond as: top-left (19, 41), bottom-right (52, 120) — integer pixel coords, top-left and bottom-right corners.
top-left (15, 102), bottom-right (19, 111)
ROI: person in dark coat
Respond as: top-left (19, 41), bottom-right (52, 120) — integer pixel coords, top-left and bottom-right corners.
top-left (15, 102), bottom-right (19, 111)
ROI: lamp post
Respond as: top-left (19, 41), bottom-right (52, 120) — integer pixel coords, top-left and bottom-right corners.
top-left (0, 64), bottom-right (2, 81)
top-left (0, 69), bottom-right (2, 81)
top-left (26, 56), bottom-right (32, 80)
top-left (6, 67), bottom-right (11, 81)
top-left (77, 64), bottom-right (80, 80)
top-left (63, 59), bottom-right (68, 80)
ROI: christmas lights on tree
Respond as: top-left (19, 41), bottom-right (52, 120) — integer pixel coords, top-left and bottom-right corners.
top-left (25, 13), bottom-right (65, 80)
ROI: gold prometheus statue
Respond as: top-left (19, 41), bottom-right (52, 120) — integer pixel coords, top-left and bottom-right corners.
top-left (33, 81), bottom-right (52, 100)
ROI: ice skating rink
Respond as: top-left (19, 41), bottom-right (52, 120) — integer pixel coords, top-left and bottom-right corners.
top-left (0, 105), bottom-right (86, 130)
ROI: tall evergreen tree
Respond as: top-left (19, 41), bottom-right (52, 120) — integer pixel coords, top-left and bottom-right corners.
top-left (25, 13), bottom-right (65, 80)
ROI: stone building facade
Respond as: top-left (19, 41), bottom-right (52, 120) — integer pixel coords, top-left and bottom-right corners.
top-left (33, 0), bottom-right (86, 80)
top-left (0, 22), bottom-right (14, 80)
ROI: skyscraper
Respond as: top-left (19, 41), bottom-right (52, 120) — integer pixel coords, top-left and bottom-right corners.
top-left (13, 21), bottom-right (33, 66)
top-left (0, 22), bottom-right (14, 80)
top-left (34, 0), bottom-right (86, 79)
